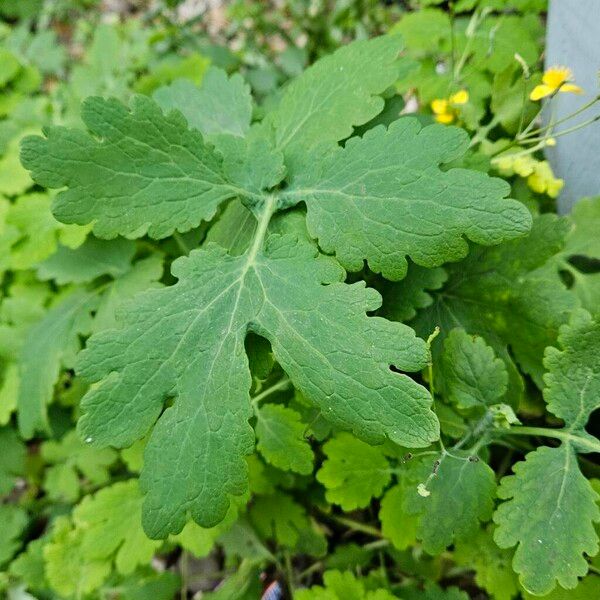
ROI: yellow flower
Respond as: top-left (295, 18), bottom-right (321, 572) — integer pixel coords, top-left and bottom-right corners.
top-left (430, 90), bottom-right (469, 124)
top-left (530, 66), bottom-right (583, 101)
top-left (431, 98), bottom-right (454, 124)
top-left (527, 160), bottom-right (564, 198)
top-left (513, 155), bottom-right (536, 177)
top-left (449, 90), bottom-right (469, 105)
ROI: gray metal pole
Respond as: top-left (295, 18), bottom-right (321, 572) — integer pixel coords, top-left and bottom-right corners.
top-left (545, 0), bottom-right (600, 213)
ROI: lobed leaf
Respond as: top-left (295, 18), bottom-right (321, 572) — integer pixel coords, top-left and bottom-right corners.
top-left (282, 118), bottom-right (531, 280)
top-left (77, 235), bottom-right (436, 537)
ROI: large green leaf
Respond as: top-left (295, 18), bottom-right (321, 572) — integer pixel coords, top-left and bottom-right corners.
top-left (78, 230), bottom-right (436, 537)
top-left (282, 119), bottom-right (531, 280)
top-left (21, 95), bottom-right (242, 239)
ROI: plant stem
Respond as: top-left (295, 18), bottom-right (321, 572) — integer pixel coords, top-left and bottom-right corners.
top-left (324, 513), bottom-right (383, 538)
top-left (520, 94), bottom-right (600, 139)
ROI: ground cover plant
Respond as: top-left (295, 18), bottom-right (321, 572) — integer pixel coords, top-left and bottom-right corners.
top-left (1, 1), bottom-right (600, 599)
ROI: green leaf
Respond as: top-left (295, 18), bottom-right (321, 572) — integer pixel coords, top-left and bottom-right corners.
top-left (6, 192), bottom-right (88, 270)
top-left (153, 68), bottom-right (252, 138)
top-left (401, 582), bottom-right (469, 600)
top-left (44, 516), bottom-right (111, 598)
top-left (37, 237), bottom-right (136, 284)
top-left (494, 445), bottom-right (599, 595)
top-left (77, 233), bottom-right (436, 538)
top-left (441, 328), bottom-right (508, 409)
top-left (404, 453), bottom-right (497, 554)
top-left (282, 119), bottom-right (531, 280)
top-left (73, 479), bottom-right (162, 575)
top-left (21, 95), bottom-right (241, 239)
top-left (0, 363), bottom-right (19, 425)
top-left (296, 570), bottom-right (396, 600)
top-left (562, 196), bottom-right (600, 260)
top-left (317, 433), bottom-right (390, 510)
top-left (543, 309), bottom-right (600, 433)
top-left (494, 310), bottom-right (600, 595)
top-left (17, 289), bottom-right (98, 438)
top-left (255, 403), bottom-right (314, 474)
top-left (0, 427), bottom-right (26, 495)
top-left (411, 215), bottom-right (575, 398)
top-left (523, 574), bottom-right (600, 600)
top-left (41, 430), bottom-right (118, 502)
top-left (379, 480), bottom-right (418, 550)
top-left (249, 493), bottom-right (310, 549)
top-left (8, 538), bottom-right (47, 593)
top-left (91, 254), bottom-right (164, 334)
top-left (0, 137), bottom-right (32, 196)
top-left (0, 504), bottom-right (27, 566)
top-left (115, 571), bottom-right (181, 600)
top-left (173, 492), bottom-right (246, 558)
top-left (454, 528), bottom-right (519, 600)
top-left (559, 196), bottom-right (600, 315)
top-left (264, 34), bottom-right (404, 175)
top-left (380, 263), bottom-right (447, 322)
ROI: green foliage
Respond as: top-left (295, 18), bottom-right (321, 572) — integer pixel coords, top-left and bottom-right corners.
top-left (2, 2), bottom-right (600, 599)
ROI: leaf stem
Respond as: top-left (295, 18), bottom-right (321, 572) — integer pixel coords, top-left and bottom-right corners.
top-left (497, 426), bottom-right (600, 453)
top-left (251, 378), bottom-right (291, 409)
top-left (246, 194), bottom-right (278, 264)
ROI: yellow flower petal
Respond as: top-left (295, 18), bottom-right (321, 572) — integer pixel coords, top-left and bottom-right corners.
top-left (513, 155), bottom-right (536, 177)
top-left (547, 177), bottom-right (564, 198)
top-left (542, 66), bottom-right (572, 89)
top-left (431, 99), bottom-right (448, 114)
top-left (560, 83), bottom-right (583, 95)
top-left (530, 84), bottom-right (553, 101)
top-left (545, 137), bottom-right (557, 147)
top-left (450, 90), bottom-right (469, 105)
top-left (527, 172), bottom-right (546, 194)
top-left (496, 156), bottom-right (515, 175)
top-left (434, 112), bottom-right (454, 124)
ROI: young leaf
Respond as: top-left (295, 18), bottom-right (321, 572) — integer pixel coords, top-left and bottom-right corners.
top-left (0, 504), bottom-right (27, 566)
top-left (379, 479), bottom-right (418, 550)
top-left (295, 570), bottom-right (396, 600)
top-left (255, 403), bottom-right (314, 474)
top-left (249, 493), bottom-right (310, 549)
top-left (41, 430), bottom-right (118, 502)
top-left (73, 479), bottom-right (162, 575)
top-left (454, 528), bottom-right (519, 600)
top-left (43, 516), bottom-right (111, 598)
top-left (282, 118), bottom-right (531, 280)
top-left (441, 328), bottom-right (508, 409)
top-left (317, 433), bottom-right (391, 510)
top-left (77, 234), bottom-right (436, 537)
top-left (17, 289), bottom-right (98, 438)
top-left (404, 453), bottom-right (497, 554)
